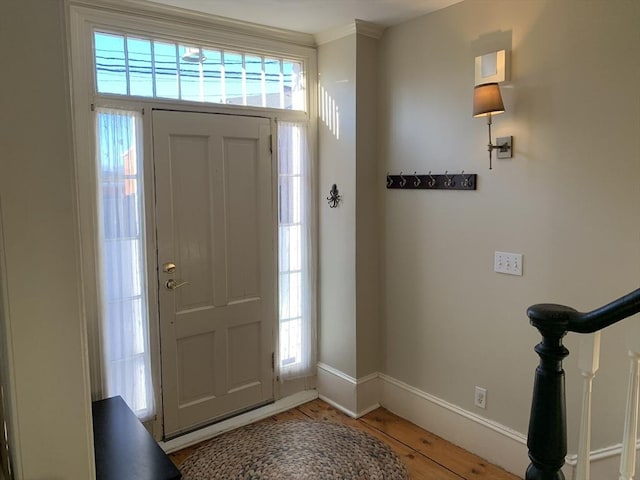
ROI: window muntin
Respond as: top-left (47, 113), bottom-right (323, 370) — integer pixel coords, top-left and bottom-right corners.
top-left (93, 31), bottom-right (306, 111)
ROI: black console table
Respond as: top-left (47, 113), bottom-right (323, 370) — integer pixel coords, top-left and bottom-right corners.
top-left (92, 396), bottom-right (181, 480)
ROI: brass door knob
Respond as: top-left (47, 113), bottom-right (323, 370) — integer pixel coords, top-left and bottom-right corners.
top-left (165, 279), bottom-right (189, 290)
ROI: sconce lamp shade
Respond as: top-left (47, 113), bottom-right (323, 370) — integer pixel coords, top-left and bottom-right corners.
top-left (473, 82), bottom-right (505, 117)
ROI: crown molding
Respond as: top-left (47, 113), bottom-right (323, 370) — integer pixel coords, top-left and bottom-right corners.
top-left (314, 19), bottom-right (384, 46)
top-left (68, 0), bottom-right (317, 48)
top-left (314, 23), bottom-right (356, 46)
top-left (355, 20), bottom-right (385, 39)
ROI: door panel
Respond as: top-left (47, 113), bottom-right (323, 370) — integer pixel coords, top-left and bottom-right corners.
top-left (225, 137), bottom-right (260, 301)
top-left (153, 110), bottom-right (274, 438)
top-left (171, 134), bottom-right (215, 311)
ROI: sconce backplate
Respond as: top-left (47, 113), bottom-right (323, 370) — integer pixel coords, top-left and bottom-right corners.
top-left (496, 136), bottom-right (513, 159)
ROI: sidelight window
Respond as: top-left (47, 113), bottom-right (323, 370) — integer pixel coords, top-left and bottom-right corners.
top-left (278, 122), bottom-right (315, 380)
top-left (95, 109), bottom-right (154, 420)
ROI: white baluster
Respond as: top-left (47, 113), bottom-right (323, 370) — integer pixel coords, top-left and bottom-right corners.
top-left (576, 332), bottom-right (601, 480)
top-left (619, 320), bottom-right (640, 480)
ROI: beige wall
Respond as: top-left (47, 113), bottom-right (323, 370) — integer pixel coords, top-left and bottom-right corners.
top-left (0, 1), bottom-right (95, 478)
top-left (379, 0), bottom-right (640, 451)
top-left (318, 35), bottom-right (358, 377)
top-left (318, 30), bottom-right (382, 381)
top-left (355, 33), bottom-right (382, 378)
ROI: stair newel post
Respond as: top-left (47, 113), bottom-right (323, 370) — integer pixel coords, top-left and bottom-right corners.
top-left (526, 304), bottom-right (575, 480)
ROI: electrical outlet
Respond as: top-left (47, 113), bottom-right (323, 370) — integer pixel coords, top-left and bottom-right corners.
top-left (494, 251), bottom-right (523, 276)
top-left (475, 386), bottom-right (487, 409)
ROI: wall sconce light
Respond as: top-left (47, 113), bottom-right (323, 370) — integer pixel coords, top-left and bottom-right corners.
top-left (473, 82), bottom-right (513, 169)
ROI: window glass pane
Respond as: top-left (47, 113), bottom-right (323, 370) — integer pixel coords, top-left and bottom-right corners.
top-left (278, 225), bottom-right (291, 272)
top-left (279, 225), bottom-right (301, 272)
top-left (280, 317), bottom-right (301, 367)
top-left (283, 61), bottom-right (304, 111)
top-left (105, 297), bottom-right (144, 359)
top-left (245, 55), bottom-right (263, 107)
top-left (179, 45), bottom-right (204, 102)
top-left (278, 152), bottom-right (291, 176)
top-left (202, 49), bottom-right (223, 103)
top-left (278, 176), bottom-right (301, 225)
top-left (100, 184), bottom-right (140, 239)
top-left (282, 62), bottom-right (293, 109)
top-left (127, 37), bottom-right (153, 97)
top-left (277, 124), bottom-right (302, 175)
top-left (278, 176), bottom-right (292, 224)
top-left (103, 239), bottom-right (143, 300)
top-left (265, 58), bottom-right (282, 109)
top-left (95, 32), bottom-right (127, 95)
top-left (291, 177), bottom-right (301, 224)
top-left (279, 271), bottom-right (301, 320)
top-left (223, 51), bottom-right (243, 105)
top-left (154, 41), bottom-right (179, 99)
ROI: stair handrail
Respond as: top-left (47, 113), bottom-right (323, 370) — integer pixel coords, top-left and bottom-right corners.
top-left (526, 288), bottom-right (640, 480)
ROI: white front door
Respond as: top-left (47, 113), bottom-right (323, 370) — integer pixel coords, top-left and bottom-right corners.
top-left (153, 110), bottom-right (275, 438)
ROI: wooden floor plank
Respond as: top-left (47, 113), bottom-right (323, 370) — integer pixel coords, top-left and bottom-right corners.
top-left (269, 407), bottom-right (311, 422)
top-left (360, 408), bottom-right (519, 480)
top-left (298, 400), bottom-right (463, 480)
top-left (169, 398), bottom-right (522, 479)
top-left (296, 399), bottom-right (362, 427)
top-left (169, 446), bottom-right (197, 467)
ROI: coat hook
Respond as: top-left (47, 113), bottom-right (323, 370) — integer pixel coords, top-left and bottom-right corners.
top-left (399, 172), bottom-right (407, 188)
top-left (461, 170), bottom-right (471, 188)
top-left (327, 183), bottom-right (342, 208)
top-left (427, 171), bottom-right (436, 188)
top-left (413, 171), bottom-right (421, 187)
top-left (386, 173), bottom-right (393, 187)
top-left (444, 171), bottom-right (454, 188)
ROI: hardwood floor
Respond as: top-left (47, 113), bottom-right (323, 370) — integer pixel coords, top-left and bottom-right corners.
top-left (169, 399), bottom-right (522, 479)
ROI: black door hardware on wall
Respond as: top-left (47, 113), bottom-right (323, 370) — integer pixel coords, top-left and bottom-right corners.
top-left (327, 184), bottom-right (342, 208)
top-left (386, 171), bottom-right (477, 190)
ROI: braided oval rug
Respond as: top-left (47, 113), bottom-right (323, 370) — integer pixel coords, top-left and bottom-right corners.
top-left (179, 419), bottom-right (409, 480)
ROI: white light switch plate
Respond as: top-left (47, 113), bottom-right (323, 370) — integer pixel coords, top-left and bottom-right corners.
top-left (494, 251), bottom-right (523, 276)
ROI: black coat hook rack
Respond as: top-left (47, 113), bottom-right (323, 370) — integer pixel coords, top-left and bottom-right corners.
top-left (386, 171), bottom-right (477, 191)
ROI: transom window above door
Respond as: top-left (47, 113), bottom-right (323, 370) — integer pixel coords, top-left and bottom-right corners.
top-left (94, 31), bottom-right (306, 111)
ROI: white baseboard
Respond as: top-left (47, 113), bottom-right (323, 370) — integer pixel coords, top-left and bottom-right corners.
top-left (316, 363), bottom-right (380, 418)
top-left (317, 363), bottom-right (357, 416)
top-left (378, 373), bottom-right (529, 477)
top-left (159, 389), bottom-right (318, 453)
top-left (316, 362), bottom-right (528, 476)
top-left (357, 372), bottom-right (381, 416)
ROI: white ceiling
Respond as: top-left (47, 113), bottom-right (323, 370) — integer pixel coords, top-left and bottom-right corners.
top-left (144, 0), bottom-right (463, 35)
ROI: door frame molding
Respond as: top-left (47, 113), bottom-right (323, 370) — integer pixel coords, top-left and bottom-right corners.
top-left (0, 198), bottom-right (19, 479)
top-left (67, 2), bottom-right (317, 440)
